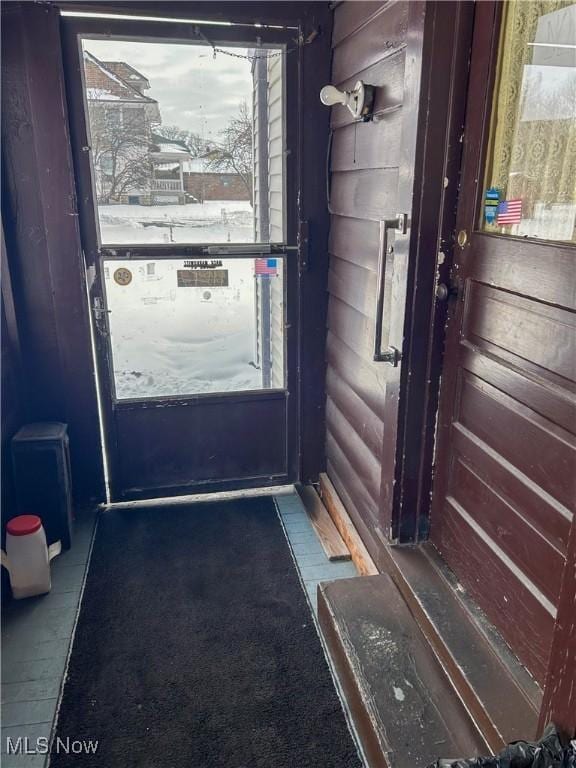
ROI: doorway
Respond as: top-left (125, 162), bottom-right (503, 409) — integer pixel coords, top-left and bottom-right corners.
top-left (431, 0), bottom-right (576, 685)
top-left (62, 16), bottom-right (300, 501)
top-left (321, 0), bottom-right (474, 562)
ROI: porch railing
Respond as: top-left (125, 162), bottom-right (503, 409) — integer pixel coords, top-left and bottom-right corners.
top-left (151, 179), bottom-right (183, 192)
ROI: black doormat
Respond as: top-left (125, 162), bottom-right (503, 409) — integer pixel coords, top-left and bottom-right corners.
top-left (52, 497), bottom-right (362, 767)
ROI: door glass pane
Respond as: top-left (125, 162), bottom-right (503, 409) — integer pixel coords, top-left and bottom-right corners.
top-left (103, 257), bottom-right (285, 399)
top-left (482, 1), bottom-right (576, 242)
top-left (80, 37), bottom-right (285, 244)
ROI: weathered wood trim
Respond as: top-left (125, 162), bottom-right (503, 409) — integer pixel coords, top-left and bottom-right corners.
top-left (296, 4), bottom-right (333, 483)
top-left (379, 0), bottom-right (476, 542)
top-left (319, 473), bottom-right (379, 576)
top-left (298, 484), bottom-right (351, 562)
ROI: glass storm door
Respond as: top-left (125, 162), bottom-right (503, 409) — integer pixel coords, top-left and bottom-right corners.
top-left (62, 15), bottom-right (299, 500)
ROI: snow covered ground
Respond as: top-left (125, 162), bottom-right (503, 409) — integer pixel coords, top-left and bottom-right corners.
top-left (104, 258), bottom-right (271, 399)
top-left (99, 201), bottom-right (254, 244)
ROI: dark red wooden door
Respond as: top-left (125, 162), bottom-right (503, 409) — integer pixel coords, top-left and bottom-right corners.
top-left (431, 1), bottom-right (576, 686)
top-left (324, 1), bottom-right (424, 555)
top-left (323, 0), bottom-right (473, 560)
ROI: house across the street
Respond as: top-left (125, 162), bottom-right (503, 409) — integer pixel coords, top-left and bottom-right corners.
top-left (83, 51), bottom-right (192, 205)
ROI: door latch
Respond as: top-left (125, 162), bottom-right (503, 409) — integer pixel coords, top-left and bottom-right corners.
top-left (92, 296), bottom-right (110, 336)
top-left (435, 282), bottom-right (459, 301)
top-left (92, 296), bottom-right (110, 319)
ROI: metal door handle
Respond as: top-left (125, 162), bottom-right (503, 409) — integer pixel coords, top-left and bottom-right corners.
top-left (374, 213), bottom-right (407, 364)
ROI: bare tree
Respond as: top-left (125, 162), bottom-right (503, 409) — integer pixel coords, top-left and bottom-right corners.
top-left (88, 105), bottom-right (152, 203)
top-left (206, 102), bottom-right (254, 206)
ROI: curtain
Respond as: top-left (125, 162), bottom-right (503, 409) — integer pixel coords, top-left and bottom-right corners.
top-left (485, 0), bottom-right (576, 242)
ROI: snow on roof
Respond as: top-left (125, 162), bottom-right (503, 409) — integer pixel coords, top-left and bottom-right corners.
top-left (184, 157), bottom-right (237, 174)
top-left (149, 133), bottom-right (191, 156)
top-left (86, 88), bottom-right (121, 101)
top-left (184, 158), bottom-right (208, 173)
top-left (156, 143), bottom-right (189, 154)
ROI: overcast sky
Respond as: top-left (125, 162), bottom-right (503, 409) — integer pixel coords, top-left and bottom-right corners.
top-left (84, 39), bottom-right (254, 140)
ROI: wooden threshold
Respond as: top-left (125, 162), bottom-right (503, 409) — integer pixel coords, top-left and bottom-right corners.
top-left (319, 473), bottom-right (378, 575)
top-left (379, 541), bottom-right (541, 750)
top-left (318, 575), bottom-right (489, 768)
top-left (314, 474), bottom-right (540, 761)
top-left (297, 484), bottom-right (351, 561)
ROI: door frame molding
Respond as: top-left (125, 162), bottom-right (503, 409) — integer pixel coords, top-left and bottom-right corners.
top-left (377, 0), bottom-right (476, 546)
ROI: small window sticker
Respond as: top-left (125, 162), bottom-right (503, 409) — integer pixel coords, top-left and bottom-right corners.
top-left (484, 187), bottom-right (500, 225)
top-left (114, 267), bottom-right (133, 286)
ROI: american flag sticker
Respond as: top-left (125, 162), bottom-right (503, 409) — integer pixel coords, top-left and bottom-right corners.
top-left (255, 258), bottom-right (278, 276)
top-left (496, 199), bottom-right (523, 226)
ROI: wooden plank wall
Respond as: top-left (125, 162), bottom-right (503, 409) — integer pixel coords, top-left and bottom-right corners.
top-left (1, 3), bottom-right (105, 505)
top-left (325, 1), bottom-right (408, 542)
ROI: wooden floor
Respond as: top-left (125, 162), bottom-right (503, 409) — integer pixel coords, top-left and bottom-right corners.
top-left (1, 513), bottom-right (95, 767)
top-left (1, 490), bottom-right (357, 766)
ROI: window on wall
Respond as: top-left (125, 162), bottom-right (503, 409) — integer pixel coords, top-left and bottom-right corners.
top-left (483, 1), bottom-right (576, 243)
top-left (104, 106), bottom-right (122, 129)
top-left (99, 152), bottom-right (114, 176)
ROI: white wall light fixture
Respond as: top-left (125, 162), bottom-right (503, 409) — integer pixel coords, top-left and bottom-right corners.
top-left (319, 81), bottom-right (375, 121)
